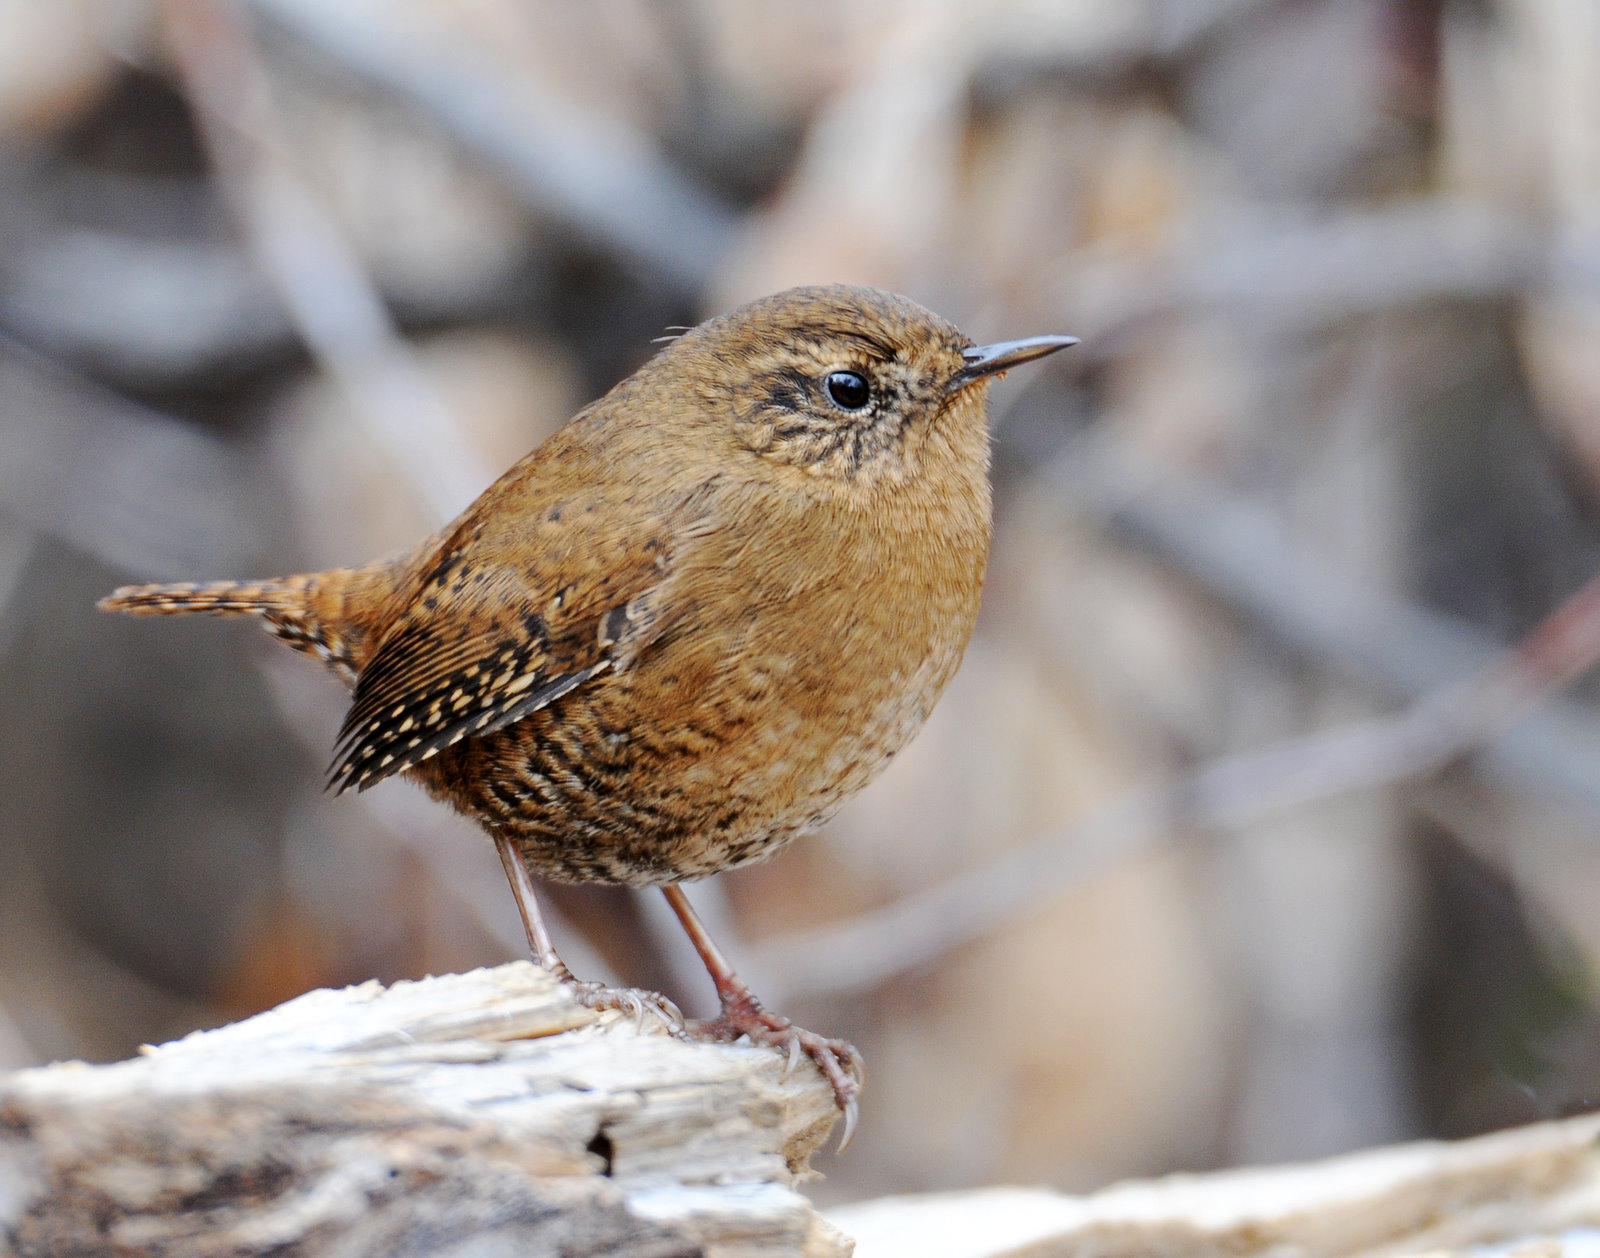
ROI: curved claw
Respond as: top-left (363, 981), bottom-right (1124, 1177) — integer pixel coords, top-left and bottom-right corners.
top-left (564, 980), bottom-right (684, 1034)
top-left (686, 1004), bottom-right (863, 1148)
top-left (805, 1036), bottom-right (861, 1118)
top-left (837, 1097), bottom-right (859, 1152)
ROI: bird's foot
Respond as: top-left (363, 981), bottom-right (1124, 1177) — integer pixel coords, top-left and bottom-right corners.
top-left (690, 990), bottom-right (864, 1149)
top-left (555, 972), bottom-right (685, 1034)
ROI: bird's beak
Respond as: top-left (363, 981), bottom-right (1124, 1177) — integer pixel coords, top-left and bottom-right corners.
top-left (948, 335), bottom-right (1079, 391)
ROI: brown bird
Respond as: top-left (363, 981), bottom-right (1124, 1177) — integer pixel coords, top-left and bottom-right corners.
top-left (99, 284), bottom-right (1076, 1141)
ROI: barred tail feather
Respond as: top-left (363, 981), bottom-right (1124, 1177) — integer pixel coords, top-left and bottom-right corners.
top-left (98, 577), bottom-right (309, 617)
top-left (99, 574), bottom-right (360, 681)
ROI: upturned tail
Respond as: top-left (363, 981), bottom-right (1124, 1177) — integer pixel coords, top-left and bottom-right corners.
top-left (99, 571), bottom-right (372, 683)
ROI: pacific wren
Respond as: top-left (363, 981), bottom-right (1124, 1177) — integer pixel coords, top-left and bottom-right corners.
top-left (100, 284), bottom-right (1076, 1137)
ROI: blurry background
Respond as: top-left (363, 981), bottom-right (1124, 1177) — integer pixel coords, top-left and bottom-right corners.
top-left (2, 0), bottom-right (1600, 1204)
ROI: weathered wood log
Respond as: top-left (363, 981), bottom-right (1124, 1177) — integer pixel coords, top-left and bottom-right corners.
top-left (830, 1109), bottom-right (1600, 1258)
top-left (0, 963), bottom-right (848, 1257)
top-left (11, 959), bottom-right (1600, 1258)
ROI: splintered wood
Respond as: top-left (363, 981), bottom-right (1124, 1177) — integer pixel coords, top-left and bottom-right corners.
top-left (0, 963), bottom-right (848, 1257)
top-left (8, 962), bottom-right (1600, 1258)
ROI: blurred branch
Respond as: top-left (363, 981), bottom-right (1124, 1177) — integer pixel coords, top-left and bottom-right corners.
top-left (832, 1112), bottom-right (1600, 1258)
top-left (164, 0), bottom-right (492, 524)
top-left (1149, 0), bottom-right (1279, 55)
top-left (756, 522), bottom-right (1600, 999)
top-left (0, 230), bottom-right (292, 384)
top-left (0, 336), bottom-right (255, 575)
top-left (239, 0), bottom-right (738, 289)
top-left (0, 214), bottom-right (533, 388)
top-left (1056, 437), bottom-right (1600, 811)
top-left (1065, 199), bottom-right (1544, 354)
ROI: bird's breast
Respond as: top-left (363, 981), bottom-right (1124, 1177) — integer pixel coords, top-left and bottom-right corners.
top-left (631, 473), bottom-right (990, 843)
top-left (439, 462), bottom-right (993, 885)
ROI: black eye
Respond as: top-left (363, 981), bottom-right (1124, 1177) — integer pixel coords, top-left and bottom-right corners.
top-left (826, 370), bottom-right (870, 410)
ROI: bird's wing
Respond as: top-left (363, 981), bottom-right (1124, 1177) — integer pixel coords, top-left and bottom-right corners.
top-left (326, 502), bottom-right (691, 794)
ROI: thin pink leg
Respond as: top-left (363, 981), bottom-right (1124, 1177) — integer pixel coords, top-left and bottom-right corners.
top-left (661, 884), bottom-right (862, 1148)
top-left (493, 831), bottom-right (681, 1031)
top-left (494, 831), bottom-right (573, 977)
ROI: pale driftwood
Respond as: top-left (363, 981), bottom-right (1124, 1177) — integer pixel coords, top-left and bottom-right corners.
top-left (13, 966), bottom-right (1600, 1258)
top-left (829, 1110), bottom-right (1600, 1258)
top-left (0, 963), bottom-right (848, 1257)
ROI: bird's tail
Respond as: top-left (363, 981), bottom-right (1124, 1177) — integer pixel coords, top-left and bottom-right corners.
top-left (100, 572), bottom-right (365, 681)
top-left (99, 576), bottom-right (314, 617)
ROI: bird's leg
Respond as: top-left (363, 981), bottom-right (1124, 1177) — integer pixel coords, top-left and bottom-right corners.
top-left (493, 832), bottom-right (682, 1031)
top-left (661, 884), bottom-right (862, 1147)
top-left (493, 830), bottom-right (573, 977)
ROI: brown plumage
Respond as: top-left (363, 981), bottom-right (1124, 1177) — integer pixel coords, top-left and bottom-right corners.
top-left (100, 284), bottom-right (1076, 1138)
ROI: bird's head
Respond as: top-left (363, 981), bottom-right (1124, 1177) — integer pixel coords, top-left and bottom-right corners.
top-left (662, 285), bottom-right (1076, 483)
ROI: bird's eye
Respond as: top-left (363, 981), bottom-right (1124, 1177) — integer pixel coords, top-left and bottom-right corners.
top-left (825, 371), bottom-right (871, 411)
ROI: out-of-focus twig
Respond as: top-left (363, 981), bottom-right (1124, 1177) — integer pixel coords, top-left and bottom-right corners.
top-left (239, 0), bottom-right (737, 289)
top-left (0, 336), bottom-right (255, 574)
top-left (164, 0), bottom-right (492, 524)
top-left (0, 229), bottom-right (291, 383)
top-left (755, 546), bottom-right (1600, 1000)
top-left (1062, 199), bottom-right (1545, 356)
top-left (1149, 0), bottom-right (1279, 55)
top-left (1054, 436), bottom-right (1600, 811)
top-left (0, 216), bottom-right (538, 387)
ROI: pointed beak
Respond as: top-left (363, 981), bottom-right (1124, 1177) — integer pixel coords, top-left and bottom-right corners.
top-left (948, 334), bottom-right (1079, 391)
